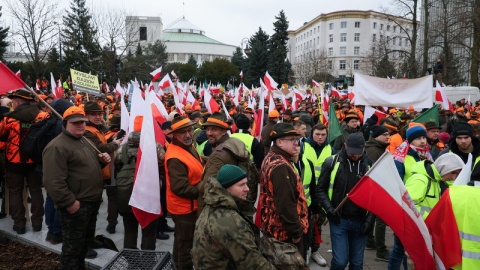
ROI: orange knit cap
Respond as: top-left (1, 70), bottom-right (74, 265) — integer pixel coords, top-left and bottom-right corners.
top-left (269, 110), bottom-right (280, 118)
top-left (134, 115), bottom-right (143, 132)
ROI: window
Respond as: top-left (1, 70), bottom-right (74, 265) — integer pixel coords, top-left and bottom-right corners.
top-left (354, 46), bottom-right (360, 55)
top-left (399, 37), bottom-right (402, 46)
top-left (355, 21), bottom-right (361, 28)
top-left (328, 60), bottom-right (333, 69)
top-left (340, 60), bottom-right (346, 70)
top-left (393, 37), bottom-right (396, 45)
top-left (340, 33), bottom-right (347, 42)
top-left (329, 23), bottom-right (334, 30)
top-left (380, 24), bottom-right (384, 30)
top-left (387, 25), bottom-right (390, 31)
top-left (373, 34), bottom-right (376, 42)
top-left (329, 34), bottom-right (333, 42)
top-left (393, 26), bottom-right (397, 32)
top-left (314, 28), bottom-right (316, 34)
top-left (354, 33), bottom-right (360, 42)
top-left (387, 36), bottom-right (390, 45)
top-left (328, 47), bottom-right (333, 56)
top-left (354, 60), bottom-right (360, 70)
top-left (373, 22), bottom-right (377, 29)
top-left (341, 21), bottom-right (347, 28)
top-left (340, 46), bottom-right (346, 55)
top-left (139, 27), bottom-right (147, 41)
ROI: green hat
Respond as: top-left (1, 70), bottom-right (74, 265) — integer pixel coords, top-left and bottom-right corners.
top-left (109, 114), bottom-right (121, 126)
top-left (8, 89), bottom-right (34, 101)
top-left (269, 122), bottom-right (300, 141)
top-left (216, 164), bottom-right (247, 188)
top-left (84, 101), bottom-right (103, 113)
top-left (202, 112), bottom-right (229, 129)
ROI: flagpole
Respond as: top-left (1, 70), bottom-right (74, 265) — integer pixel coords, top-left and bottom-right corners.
top-left (24, 85), bottom-right (102, 154)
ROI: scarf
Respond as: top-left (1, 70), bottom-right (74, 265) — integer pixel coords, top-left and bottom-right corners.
top-left (393, 140), bottom-right (433, 163)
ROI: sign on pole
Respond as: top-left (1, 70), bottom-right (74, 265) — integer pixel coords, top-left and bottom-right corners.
top-left (70, 68), bottom-right (100, 95)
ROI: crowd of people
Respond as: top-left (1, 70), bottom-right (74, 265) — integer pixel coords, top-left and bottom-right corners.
top-left (0, 83), bottom-right (478, 270)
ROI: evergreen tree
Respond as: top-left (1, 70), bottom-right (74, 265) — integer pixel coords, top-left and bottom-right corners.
top-left (135, 43), bottom-right (143, 56)
top-left (267, 10), bottom-right (290, 84)
top-left (187, 54), bottom-right (197, 66)
top-left (246, 27), bottom-right (269, 86)
top-left (373, 55), bottom-right (397, 78)
top-left (198, 58), bottom-right (239, 84)
top-left (0, 7), bottom-right (9, 61)
top-left (62, 0), bottom-right (101, 73)
top-left (46, 47), bottom-right (60, 78)
top-left (231, 47), bottom-right (245, 73)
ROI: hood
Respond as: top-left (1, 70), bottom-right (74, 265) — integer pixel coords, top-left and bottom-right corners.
top-left (51, 99), bottom-right (74, 116)
top-left (203, 178), bottom-right (255, 216)
top-left (5, 103), bottom-right (39, 122)
top-left (410, 160), bottom-right (441, 182)
top-left (215, 136), bottom-right (249, 162)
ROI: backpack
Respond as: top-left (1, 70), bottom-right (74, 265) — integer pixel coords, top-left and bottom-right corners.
top-left (22, 117), bottom-right (58, 163)
top-left (116, 145), bottom-right (137, 214)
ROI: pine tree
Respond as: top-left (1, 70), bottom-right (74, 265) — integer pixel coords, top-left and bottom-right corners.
top-left (62, 0), bottom-right (101, 73)
top-left (0, 7), bottom-right (9, 61)
top-left (46, 47), bottom-right (60, 78)
top-left (246, 27), bottom-right (269, 85)
top-left (267, 10), bottom-right (290, 84)
top-left (231, 47), bottom-right (245, 74)
top-left (373, 55), bottom-right (397, 78)
top-left (188, 54), bottom-right (197, 66)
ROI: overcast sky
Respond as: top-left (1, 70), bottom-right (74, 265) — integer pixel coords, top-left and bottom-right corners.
top-left (90, 0), bottom-right (391, 46)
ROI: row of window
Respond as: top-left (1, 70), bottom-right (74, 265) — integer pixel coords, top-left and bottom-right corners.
top-left (328, 21), bottom-right (361, 30)
top-left (327, 46), bottom-right (361, 56)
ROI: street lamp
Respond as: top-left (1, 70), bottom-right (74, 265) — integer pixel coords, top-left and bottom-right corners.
top-left (230, 76), bottom-right (236, 89)
top-left (240, 37), bottom-right (250, 56)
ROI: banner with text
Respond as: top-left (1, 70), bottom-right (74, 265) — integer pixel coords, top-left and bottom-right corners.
top-left (354, 73), bottom-right (433, 108)
top-left (70, 69), bottom-right (100, 95)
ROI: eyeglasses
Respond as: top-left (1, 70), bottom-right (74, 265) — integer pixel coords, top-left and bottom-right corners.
top-left (280, 138), bottom-right (300, 145)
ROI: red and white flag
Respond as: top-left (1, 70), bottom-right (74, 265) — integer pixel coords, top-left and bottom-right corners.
top-left (130, 91), bottom-right (162, 228)
top-left (50, 73), bottom-right (58, 98)
top-left (209, 84), bottom-right (221, 94)
top-left (348, 152), bottom-right (436, 270)
top-left (363, 106), bottom-right (387, 124)
top-left (263, 71), bottom-right (278, 91)
top-left (158, 74), bottom-right (174, 92)
top-left (254, 89), bottom-right (265, 140)
top-left (0, 62), bottom-right (26, 94)
top-left (239, 70), bottom-right (243, 79)
top-left (171, 70), bottom-right (177, 79)
top-left (150, 66), bottom-right (162, 81)
top-left (331, 89), bottom-right (347, 98)
top-left (425, 187), bottom-right (463, 270)
top-left (435, 81), bottom-right (450, 110)
top-left (15, 70), bottom-right (21, 78)
top-left (55, 80), bottom-right (64, 99)
top-left (115, 82), bottom-right (125, 96)
top-left (312, 79), bottom-right (320, 87)
top-left (204, 88), bottom-right (219, 113)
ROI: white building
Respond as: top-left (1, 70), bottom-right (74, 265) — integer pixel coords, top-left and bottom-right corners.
top-left (126, 16), bottom-right (236, 65)
top-left (287, 10), bottom-right (413, 84)
top-left (125, 16), bottom-right (164, 49)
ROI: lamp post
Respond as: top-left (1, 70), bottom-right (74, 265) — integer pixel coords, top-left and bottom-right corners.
top-left (230, 76), bottom-right (236, 89)
top-left (240, 37), bottom-right (250, 56)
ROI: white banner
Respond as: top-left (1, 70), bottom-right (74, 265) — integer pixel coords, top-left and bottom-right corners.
top-left (354, 73), bottom-right (433, 108)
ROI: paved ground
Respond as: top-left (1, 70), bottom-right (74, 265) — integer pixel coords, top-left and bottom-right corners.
top-left (0, 189), bottom-right (395, 269)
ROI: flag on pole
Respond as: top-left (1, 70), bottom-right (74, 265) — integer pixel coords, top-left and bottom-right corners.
top-left (150, 66), bottom-right (162, 81)
top-left (363, 106), bottom-right (387, 124)
top-left (15, 70), bottom-right (21, 78)
top-left (239, 70), bottom-right (243, 79)
top-left (327, 101), bottom-right (342, 144)
top-left (435, 81), bottom-right (450, 110)
top-left (254, 89), bottom-right (265, 140)
top-left (263, 71), bottom-right (278, 91)
top-left (171, 70), bottom-right (177, 79)
top-left (348, 152), bottom-right (436, 270)
top-left (130, 91), bottom-right (162, 228)
top-left (204, 89), bottom-right (219, 113)
top-left (0, 62), bottom-right (26, 94)
top-left (411, 105), bottom-right (439, 126)
top-left (50, 73), bottom-right (57, 98)
top-left (312, 79), bottom-right (320, 87)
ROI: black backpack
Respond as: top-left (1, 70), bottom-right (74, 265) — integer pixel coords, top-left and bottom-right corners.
top-left (116, 145), bottom-right (137, 214)
top-left (22, 117), bottom-right (58, 163)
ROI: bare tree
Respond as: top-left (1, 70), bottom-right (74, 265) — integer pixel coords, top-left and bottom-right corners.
top-left (5, 0), bottom-right (59, 78)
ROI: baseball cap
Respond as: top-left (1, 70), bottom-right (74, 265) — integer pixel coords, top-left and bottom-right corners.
top-left (346, 133), bottom-right (365, 155)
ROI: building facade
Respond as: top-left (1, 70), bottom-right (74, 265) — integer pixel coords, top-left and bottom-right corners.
top-left (287, 10), bottom-right (413, 85)
top-left (126, 16), bottom-right (236, 65)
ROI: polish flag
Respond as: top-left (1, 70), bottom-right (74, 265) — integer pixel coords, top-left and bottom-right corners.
top-left (425, 187), bottom-right (463, 269)
top-left (254, 89), bottom-right (265, 140)
top-left (263, 71), bottom-right (278, 91)
top-left (435, 81), bottom-right (450, 110)
top-left (55, 80), bottom-right (64, 99)
top-left (50, 73), bottom-right (58, 98)
top-left (348, 152), bottom-right (436, 270)
top-left (209, 84), bottom-right (221, 94)
top-left (363, 106), bottom-right (387, 124)
top-left (291, 88), bottom-right (298, 111)
top-left (221, 100), bottom-right (231, 119)
top-left (158, 74), bottom-right (174, 92)
top-left (15, 70), bottom-right (21, 78)
top-left (320, 89), bottom-right (329, 124)
top-left (239, 70), bottom-right (243, 79)
top-left (268, 93), bottom-right (275, 114)
top-left (331, 89), bottom-right (347, 98)
top-left (0, 62), bottom-right (27, 93)
top-left (171, 70), bottom-right (177, 79)
top-left (130, 91), bottom-right (162, 228)
top-left (204, 89), bottom-right (219, 113)
top-left (312, 79), bottom-right (320, 87)
top-left (150, 66), bottom-right (162, 81)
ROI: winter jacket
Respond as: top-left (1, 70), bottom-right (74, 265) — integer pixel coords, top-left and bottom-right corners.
top-left (261, 119), bottom-right (277, 155)
top-left (43, 129), bottom-right (104, 209)
top-left (317, 149), bottom-right (374, 221)
top-left (333, 125), bottom-right (362, 151)
top-left (192, 178), bottom-right (275, 270)
top-left (365, 137), bottom-right (389, 163)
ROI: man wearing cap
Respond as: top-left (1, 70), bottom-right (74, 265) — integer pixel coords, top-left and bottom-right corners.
top-left (43, 106), bottom-right (111, 269)
top-left (0, 89), bottom-right (44, 234)
top-left (317, 133), bottom-right (374, 269)
top-left (364, 125), bottom-right (391, 261)
top-left (424, 121), bottom-right (444, 159)
top-left (164, 116), bottom-right (203, 269)
top-left (333, 110), bottom-right (362, 151)
top-left (468, 111), bottom-right (480, 125)
top-left (386, 108), bottom-right (400, 127)
top-left (261, 110), bottom-right (280, 155)
top-left (258, 122), bottom-right (309, 258)
top-left (192, 165), bottom-right (275, 269)
top-left (283, 109), bottom-right (293, 123)
top-left (447, 107), bottom-right (467, 134)
top-left (230, 114), bottom-right (264, 169)
top-left (83, 101), bottom-right (124, 234)
top-left (199, 112), bottom-right (251, 212)
top-left (384, 119), bottom-right (403, 155)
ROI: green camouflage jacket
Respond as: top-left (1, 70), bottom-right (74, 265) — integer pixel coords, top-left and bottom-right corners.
top-left (191, 178), bottom-right (276, 270)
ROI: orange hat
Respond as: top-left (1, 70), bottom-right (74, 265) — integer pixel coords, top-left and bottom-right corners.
top-left (268, 110), bottom-right (280, 118)
top-left (133, 115), bottom-right (143, 132)
top-left (63, 106), bottom-right (87, 122)
top-left (38, 94), bottom-right (47, 100)
top-left (388, 108), bottom-right (397, 114)
top-left (408, 106), bottom-right (414, 112)
top-left (194, 105), bottom-right (201, 111)
top-left (408, 122), bottom-right (426, 129)
top-left (456, 107), bottom-right (465, 112)
top-left (184, 104), bottom-right (193, 111)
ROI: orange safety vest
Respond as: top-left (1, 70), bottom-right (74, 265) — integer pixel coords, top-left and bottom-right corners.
top-left (85, 126), bottom-right (111, 180)
top-left (165, 143), bottom-right (203, 215)
top-left (2, 116), bottom-right (38, 164)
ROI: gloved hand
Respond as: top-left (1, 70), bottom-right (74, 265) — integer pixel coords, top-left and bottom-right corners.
top-left (361, 220), bottom-right (374, 235)
top-left (326, 207), bottom-right (340, 225)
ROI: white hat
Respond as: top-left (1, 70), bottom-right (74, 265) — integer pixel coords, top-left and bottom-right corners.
top-left (434, 153), bottom-right (464, 176)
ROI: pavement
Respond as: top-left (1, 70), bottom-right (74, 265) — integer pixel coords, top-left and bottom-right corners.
top-left (0, 189), bottom-right (395, 269)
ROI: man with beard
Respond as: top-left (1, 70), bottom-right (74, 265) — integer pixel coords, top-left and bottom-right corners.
top-left (333, 111), bottom-right (362, 151)
top-left (424, 121), bottom-right (444, 159)
top-left (439, 122), bottom-right (480, 180)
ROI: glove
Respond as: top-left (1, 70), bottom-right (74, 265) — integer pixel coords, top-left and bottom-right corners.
top-left (361, 220), bottom-right (374, 235)
top-left (326, 207), bottom-right (340, 225)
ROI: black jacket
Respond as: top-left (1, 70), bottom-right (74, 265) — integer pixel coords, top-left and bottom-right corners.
top-left (316, 149), bottom-right (374, 222)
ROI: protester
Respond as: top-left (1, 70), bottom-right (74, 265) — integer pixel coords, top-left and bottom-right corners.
top-left (230, 114), bottom-right (264, 169)
top-left (333, 110), bottom-right (362, 151)
top-left (43, 106), bottom-right (111, 269)
top-left (261, 110), bottom-right (280, 155)
top-left (424, 121), bottom-right (443, 159)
